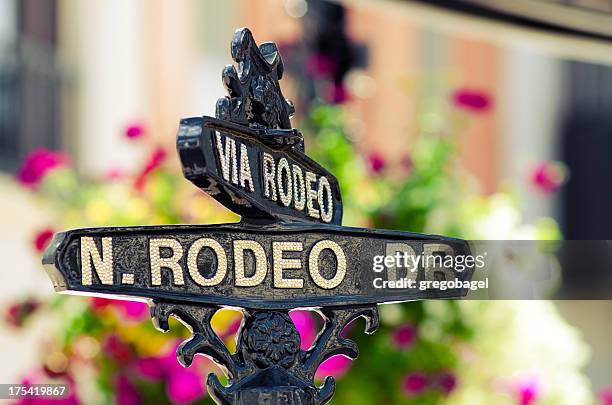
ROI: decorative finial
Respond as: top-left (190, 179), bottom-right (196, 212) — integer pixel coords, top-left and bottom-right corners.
top-left (216, 28), bottom-right (295, 130)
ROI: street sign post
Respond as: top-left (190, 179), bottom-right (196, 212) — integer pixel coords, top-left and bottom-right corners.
top-left (43, 28), bottom-right (474, 404)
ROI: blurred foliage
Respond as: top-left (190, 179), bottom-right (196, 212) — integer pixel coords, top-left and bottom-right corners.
top-left (9, 95), bottom-right (591, 405)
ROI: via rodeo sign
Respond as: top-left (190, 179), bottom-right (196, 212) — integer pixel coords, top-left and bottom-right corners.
top-left (43, 28), bottom-right (474, 405)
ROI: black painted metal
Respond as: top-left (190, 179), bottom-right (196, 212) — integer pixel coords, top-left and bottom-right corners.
top-left (42, 28), bottom-right (472, 405)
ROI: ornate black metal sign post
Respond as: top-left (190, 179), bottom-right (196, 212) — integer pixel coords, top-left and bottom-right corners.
top-left (43, 28), bottom-right (473, 404)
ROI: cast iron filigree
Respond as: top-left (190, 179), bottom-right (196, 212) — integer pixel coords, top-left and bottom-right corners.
top-left (151, 301), bottom-right (378, 405)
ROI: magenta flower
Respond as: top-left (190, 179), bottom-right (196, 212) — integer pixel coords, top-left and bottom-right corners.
top-left (451, 89), bottom-right (491, 112)
top-left (327, 83), bottom-right (348, 104)
top-left (116, 374), bottom-right (141, 405)
top-left (599, 387), bottom-right (612, 405)
top-left (437, 372), bottom-right (457, 394)
top-left (124, 121), bottom-right (147, 140)
top-left (16, 148), bottom-right (70, 188)
top-left (366, 152), bottom-right (386, 174)
top-left (306, 53), bottom-right (336, 77)
top-left (167, 367), bottom-right (205, 405)
top-left (315, 355), bottom-right (352, 380)
top-left (391, 324), bottom-right (416, 350)
top-left (402, 373), bottom-right (428, 396)
top-left (517, 379), bottom-right (539, 405)
top-left (135, 340), bottom-right (206, 404)
top-left (290, 310), bottom-right (317, 350)
top-left (120, 301), bottom-right (149, 321)
top-left (531, 161), bottom-right (565, 194)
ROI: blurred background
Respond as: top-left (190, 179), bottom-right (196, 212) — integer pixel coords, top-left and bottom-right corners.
top-left (1, 0), bottom-right (612, 404)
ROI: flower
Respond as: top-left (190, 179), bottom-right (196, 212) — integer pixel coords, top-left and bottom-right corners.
top-left (531, 161), bottom-right (566, 194)
top-left (90, 297), bottom-right (149, 321)
top-left (315, 355), bottom-right (352, 380)
top-left (451, 89), bottom-right (491, 112)
top-left (366, 152), bottom-right (386, 174)
top-left (33, 228), bottom-right (55, 253)
top-left (124, 121), bottom-right (147, 140)
top-left (290, 310), bottom-right (317, 350)
top-left (103, 334), bottom-right (132, 364)
top-left (116, 374), bottom-right (141, 405)
top-left (599, 387), bottom-right (612, 405)
top-left (402, 373), bottom-right (428, 396)
top-left (5, 299), bottom-right (40, 328)
top-left (306, 53), bottom-right (337, 77)
top-left (16, 149), bottom-right (70, 188)
top-left (437, 372), bottom-right (457, 394)
top-left (327, 83), bottom-right (348, 104)
top-left (135, 340), bottom-right (206, 404)
top-left (517, 378), bottom-right (539, 405)
top-left (134, 147), bottom-right (167, 191)
top-left (390, 324), bottom-right (416, 350)
top-left (167, 367), bottom-right (205, 405)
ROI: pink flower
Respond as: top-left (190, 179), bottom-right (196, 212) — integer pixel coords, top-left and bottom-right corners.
top-left (124, 122), bottom-right (147, 140)
top-left (599, 387), bottom-right (612, 405)
top-left (315, 355), bottom-right (352, 380)
top-left (135, 340), bottom-right (206, 404)
top-left (89, 297), bottom-right (149, 321)
top-left (451, 89), bottom-right (491, 112)
top-left (104, 167), bottom-right (125, 181)
top-left (116, 374), bottom-right (141, 405)
top-left (135, 357), bottom-right (165, 381)
top-left (118, 301), bottom-right (149, 321)
top-left (167, 367), bottom-right (205, 404)
top-left (517, 379), bottom-right (539, 405)
top-left (16, 149), bottom-right (70, 188)
top-left (437, 372), bottom-right (457, 394)
top-left (367, 152), bottom-right (386, 174)
top-left (402, 373), bottom-right (428, 396)
top-left (134, 147), bottom-right (167, 192)
top-left (290, 310), bottom-right (317, 350)
top-left (531, 161), bottom-right (565, 194)
top-left (33, 228), bottom-right (55, 253)
top-left (391, 324), bottom-right (416, 350)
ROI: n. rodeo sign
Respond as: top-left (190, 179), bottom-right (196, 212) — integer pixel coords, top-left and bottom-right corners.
top-left (42, 28), bottom-right (474, 405)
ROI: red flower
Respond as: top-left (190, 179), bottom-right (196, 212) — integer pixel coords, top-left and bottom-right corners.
top-left (391, 324), bottom-right (416, 350)
top-left (402, 373), bottom-right (428, 396)
top-left (103, 334), bottom-right (132, 364)
top-left (366, 152), bottom-right (386, 174)
top-left (33, 228), bottom-right (55, 253)
top-left (451, 89), bottom-right (491, 112)
top-left (16, 149), bottom-right (70, 188)
top-left (531, 161), bottom-right (565, 194)
top-left (124, 121), bottom-right (147, 140)
top-left (134, 147), bottom-right (167, 191)
top-left (5, 299), bottom-right (40, 328)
